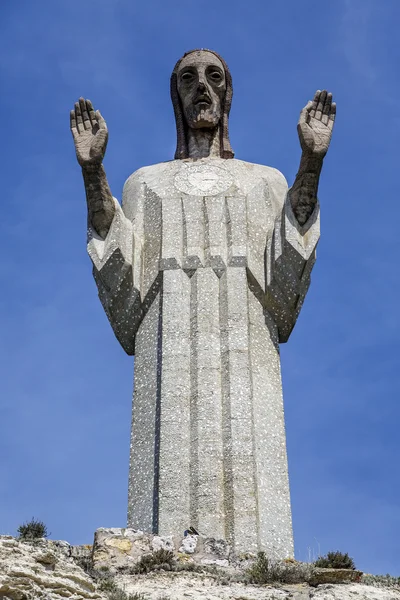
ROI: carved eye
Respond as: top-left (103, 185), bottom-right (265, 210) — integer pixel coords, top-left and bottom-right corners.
top-left (209, 71), bottom-right (222, 82)
top-left (181, 72), bottom-right (194, 82)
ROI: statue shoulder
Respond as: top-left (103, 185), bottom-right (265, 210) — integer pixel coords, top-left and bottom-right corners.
top-left (124, 162), bottom-right (174, 187)
top-left (122, 162), bottom-right (175, 213)
top-left (232, 159), bottom-right (288, 188)
top-left (230, 159), bottom-right (288, 213)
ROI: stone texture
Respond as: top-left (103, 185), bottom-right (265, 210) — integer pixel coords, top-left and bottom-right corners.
top-left (179, 534), bottom-right (198, 555)
top-left (308, 568), bottom-right (363, 586)
top-left (91, 527), bottom-right (234, 572)
top-left (92, 528), bottom-right (152, 572)
top-left (88, 158), bottom-right (319, 558)
top-left (0, 535), bottom-right (103, 600)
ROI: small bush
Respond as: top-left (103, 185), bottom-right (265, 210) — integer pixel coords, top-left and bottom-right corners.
top-left (247, 552), bottom-right (273, 584)
top-left (132, 548), bottom-right (175, 574)
top-left (246, 552), bottom-right (314, 585)
top-left (99, 577), bottom-right (119, 592)
top-left (17, 518), bottom-right (49, 540)
top-left (314, 551), bottom-right (355, 570)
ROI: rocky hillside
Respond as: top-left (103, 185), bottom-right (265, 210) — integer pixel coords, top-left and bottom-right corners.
top-left (1, 531), bottom-right (399, 600)
top-left (0, 535), bottom-right (103, 599)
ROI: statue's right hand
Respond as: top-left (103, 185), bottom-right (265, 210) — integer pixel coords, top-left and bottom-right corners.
top-left (70, 98), bottom-right (108, 168)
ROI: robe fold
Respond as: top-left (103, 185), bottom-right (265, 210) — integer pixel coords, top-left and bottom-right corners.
top-left (88, 157), bottom-right (319, 557)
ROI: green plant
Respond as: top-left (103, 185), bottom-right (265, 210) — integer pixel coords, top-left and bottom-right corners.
top-left (314, 551), bottom-right (355, 570)
top-left (247, 552), bottom-right (272, 584)
top-left (17, 518), bottom-right (49, 540)
top-left (132, 548), bottom-right (175, 574)
top-left (246, 552), bottom-right (314, 585)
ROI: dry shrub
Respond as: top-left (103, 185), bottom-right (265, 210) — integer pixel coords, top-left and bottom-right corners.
top-left (314, 551), bottom-right (355, 570)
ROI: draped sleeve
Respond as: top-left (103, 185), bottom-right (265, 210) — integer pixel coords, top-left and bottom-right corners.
top-left (266, 186), bottom-right (320, 343)
top-left (87, 198), bottom-right (142, 355)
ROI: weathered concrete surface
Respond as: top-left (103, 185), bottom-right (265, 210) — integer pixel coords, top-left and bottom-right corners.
top-left (89, 158), bottom-right (320, 558)
top-left (0, 535), bottom-right (103, 600)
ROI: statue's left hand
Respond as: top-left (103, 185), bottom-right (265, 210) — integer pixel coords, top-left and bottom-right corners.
top-left (297, 90), bottom-right (336, 158)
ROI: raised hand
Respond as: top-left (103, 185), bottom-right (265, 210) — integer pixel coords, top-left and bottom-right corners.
top-left (70, 98), bottom-right (108, 168)
top-left (297, 90), bottom-right (336, 158)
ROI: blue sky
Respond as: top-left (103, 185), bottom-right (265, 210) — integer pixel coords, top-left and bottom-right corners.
top-left (1, 0), bottom-right (399, 576)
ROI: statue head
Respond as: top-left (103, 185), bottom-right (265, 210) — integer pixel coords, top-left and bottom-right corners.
top-left (171, 49), bottom-right (234, 159)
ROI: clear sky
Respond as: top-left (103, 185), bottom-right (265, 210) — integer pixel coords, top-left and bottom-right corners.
top-left (1, 0), bottom-right (399, 576)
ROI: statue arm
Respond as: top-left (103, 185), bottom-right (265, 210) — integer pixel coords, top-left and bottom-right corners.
top-left (264, 90), bottom-right (335, 340)
top-left (288, 153), bottom-right (322, 226)
top-left (70, 98), bottom-right (115, 238)
top-left (70, 98), bottom-right (141, 354)
top-left (289, 90), bottom-right (336, 226)
top-left (265, 175), bottom-right (320, 343)
top-left (82, 164), bottom-right (115, 239)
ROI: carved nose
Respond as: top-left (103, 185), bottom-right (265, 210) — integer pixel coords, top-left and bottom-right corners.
top-left (198, 80), bottom-right (206, 91)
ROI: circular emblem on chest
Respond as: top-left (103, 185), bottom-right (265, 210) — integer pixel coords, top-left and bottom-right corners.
top-left (174, 163), bottom-right (233, 196)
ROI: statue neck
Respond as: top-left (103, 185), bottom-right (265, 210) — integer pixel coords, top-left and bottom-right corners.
top-left (187, 126), bottom-right (220, 159)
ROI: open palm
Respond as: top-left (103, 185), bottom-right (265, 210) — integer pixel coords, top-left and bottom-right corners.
top-left (298, 90), bottom-right (336, 157)
top-left (70, 98), bottom-right (108, 168)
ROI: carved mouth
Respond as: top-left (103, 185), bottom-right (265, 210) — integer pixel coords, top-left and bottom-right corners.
top-left (194, 95), bottom-right (211, 106)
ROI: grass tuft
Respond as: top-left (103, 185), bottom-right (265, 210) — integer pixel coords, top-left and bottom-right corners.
top-left (246, 552), bottom-right (314, 584)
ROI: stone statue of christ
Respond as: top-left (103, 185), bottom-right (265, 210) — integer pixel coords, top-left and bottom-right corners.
top-left (70, 49), bottom-right (335, 558)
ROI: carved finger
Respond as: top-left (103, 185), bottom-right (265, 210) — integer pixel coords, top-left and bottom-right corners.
top-left (316, 90), bottom-right (327, 121)
top-left (323, 92), bottom-right (332, 113)
top-left (70, 109), bottom-right (79, 136)
top-left (310, 90), bottom-right (320, 118)
top-left (79, 97), bottom-right (90, 130)
top-left (298, 101), bottom-right (312, 126)
top-left (86, 99), bottom-right (96, 128)
top-left (74, 101), bottom-right (83, 128)
top-left (322, 92), bottom-right (332, 125)
top-left (96, 109), bottom-right (107, 131)
top-left (328, 102), bottom-right (336, 130)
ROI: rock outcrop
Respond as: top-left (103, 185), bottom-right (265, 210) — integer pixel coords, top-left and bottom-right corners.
top-left (1, 531), bottom-right (400, 600)
top-left (0, 535), bottom-right (104, 600)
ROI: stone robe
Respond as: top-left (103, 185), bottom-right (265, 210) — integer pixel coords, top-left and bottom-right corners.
top-left (87, 157), bottom-right (319, 558)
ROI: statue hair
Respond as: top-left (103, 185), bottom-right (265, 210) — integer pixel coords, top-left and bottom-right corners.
top-left (170, 49), bottom-right (234, 160)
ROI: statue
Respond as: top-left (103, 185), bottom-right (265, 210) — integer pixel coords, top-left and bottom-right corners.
top-left (70, 49), bottom-right (335, 558)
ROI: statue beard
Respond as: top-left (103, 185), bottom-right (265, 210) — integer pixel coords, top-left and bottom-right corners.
top-left (185, 105), bottom-right (221, 130)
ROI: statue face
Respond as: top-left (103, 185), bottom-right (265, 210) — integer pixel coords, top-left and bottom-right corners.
top-left (177, 51), bottom-right (226, 130)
